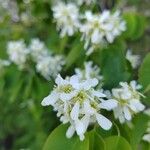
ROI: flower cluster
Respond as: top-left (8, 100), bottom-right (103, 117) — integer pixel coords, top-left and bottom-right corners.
top-left (126, 50), bottom-right (140, 69)
top-left (7, 40), bottom-right (29, 69)
top-left (52, 2), bottom-right (126, 55)
top-left (41, 74), bottom-right (118, 140)
top-left (0, 0), bottom-right (19, 22)
top-left (80, 10), bottom-right (126, 55)
top-left (52, 2), bottom-right (80, 37)
top-left (112, 81), bottom-right (145, 123)
top-left (36, 55), bottom-right (65, 80)
top-left (29, 38), bottom-right (48, 61)
top-left (6, 38), bottom-right (65, 79)
top-left (75, 61), bottom-right (103, 82)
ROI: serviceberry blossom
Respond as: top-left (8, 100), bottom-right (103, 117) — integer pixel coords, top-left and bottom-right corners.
top-left (0, 0), bottom-right (19, 22)
top-left (80, 10), bottom-right (126, 55)
top-left (143, 109), bottom-right (150, 143)
top-left (52, 2), bottom-right (80, 37)
top-left (112, 81), bottom-right (145, 123)
top-left (41, 74), bottom-right (117, 140)
top-left (29, 38), bottom-right (48, 61)
top-left (7, 40), bottom-right (29, 69)
top-left (126, 50), bottom-right (140, 69)
top-left (36, 55), bottom-right (65, 80)
top-left (75, 61), bottom-right (103, 82)
top-left (0, 59), bottom-right (10, 69)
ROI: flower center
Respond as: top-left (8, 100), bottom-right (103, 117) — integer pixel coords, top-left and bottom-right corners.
top-left (59, 85), bottom-right (73, 93)
top-left (73, 90), bottom-right (87, 103)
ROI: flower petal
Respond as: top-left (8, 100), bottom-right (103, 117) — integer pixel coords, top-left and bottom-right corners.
top-left (60, 91), bottom-right (77, 101)
top-left (66, 125), bottom-right (75, 139)
top-left (70, 102), bottom-right (80, 120)
top-left (96, 114), bottom-right (112, 130)
top-left (41, 91), bottom-right (58, 106)
top-left (100, 99), bottom-right (118, 110)
top-left (75, 120), bottom-right (86, 139)
top-left (81, 78), bottom-right (98, 90)
top-left (55, 74), bottom-right (68, 85)
top-left (129, 99), bottom-right (145, 112)
top-left (92, 90), bottom-right (106, 98)
top-left (123, 106), bottom-right (131, 121)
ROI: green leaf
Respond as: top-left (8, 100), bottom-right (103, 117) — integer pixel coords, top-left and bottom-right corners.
top-left (43, 124), bottom-right (89, 150)
top-left (123, 13), bottom-right (137, 39)
top-left (65, 39), bottom-right (85, 70)
top-left (95, 122), bottom-right (120, 139)
top-left (130, 114), bottom-right (149, 150)
top-left (89, 130), bottom-right (105, 150)
top-left (123, 13), bottom-right (146, 40)
top-left (130, 14), bottom-right (146, 40)
top-left (104, 136), bottom-right (132, 150)
top-left (140, 142), bottom-right (150, 150)
top-left (139, 53), bottom-right (150, 90)
top-left (100, 40), bottom-right (130, 88)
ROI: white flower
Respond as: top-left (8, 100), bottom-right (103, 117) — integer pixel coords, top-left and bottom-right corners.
top-left (143, 122), bottom-right (150, 143)
top-left (29, 38), bottom-right (48, 61)
top-left (7, 40), bottom-right (29, 69)
top-left (112, 81), bottom-right (145, 123)
top-left (0, 59), bottom-right (11, 69)
top-left (75, 61), bottom-right (103, 82)
top-left (126, 50), bottom-right (140, 69)
top-left (143, 109), bottom-right (150, 143)
top-left (52, 2), bottom-right (80, 37)
top-left (80, 10), bottom-right (126, 55)
top-left (41, 74), bottom-right (117, 140)
top-left (36, 55), bottom-right (65, 80)
top-left (143, 133), bottom-right (150, 143)
top-left (0, 0), bottom-right (19, 22)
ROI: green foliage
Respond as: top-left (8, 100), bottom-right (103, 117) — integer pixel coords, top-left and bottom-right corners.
top-left (89, 130), bottom-right (105, 150)
top-left (99, 40), bottom-right (130, 88)
top-left (0, 0), bottom-right (149, 149)
top-left (104, 136), bottom-right (132, 150)
top-left (139, 53), bottom-right (150, 91)
top-left (43, 124), bottom-right (89, 150)
top-left (130, 114), bottom-right (149, 150)
top-left (123, 12), bottom-right (146, 41)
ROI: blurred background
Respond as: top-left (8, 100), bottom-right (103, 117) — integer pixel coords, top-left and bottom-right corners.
top-left (0, 0), bottom-right (150, 149)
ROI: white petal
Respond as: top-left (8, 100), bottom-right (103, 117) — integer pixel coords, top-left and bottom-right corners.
top-left (130, 80), bottom-right (137, 90)
top-left (75, 120), bottom-right (85, 137)
top-left (91, 29), bottom-right (101, 44)
top-left (112, 89), bottom-right (120, 98)
top-left (143, 134), bottom-right (150, 143)
top-left (70, 75), bottom-right (79, 89)
top-left (66, 125), bottom-right (75, 139)
top-left (55, 74), bottom-right (67, 85)
top-left (81, 115), bottom-right (90, 131)
top-left (92, 90), bottom-right (106, 98)
top-left (81, 78), bottom-right (98, 90)
top-left (41, 92), bottom-right (58, 106)
top-left (83, 101), bottom-right (95, 114)
top-left (79, 134), bottom-right (85, 141)
top-left (129, 99), bottom-right (145, 112)
top-left (106, 33), bottom-right (114, 43)
top-left (123, 106), bottom-right (131, 121)
top-left (70, 102), bottom-right (80, 120)
top-left (96, 114), bottom-right (112, 130)
top-left (100, 99), bottom-right (118, 110)
top-left (60, 91), bottom-right (77, 101)
top-left (119, 115), bottom-right (125, 124)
